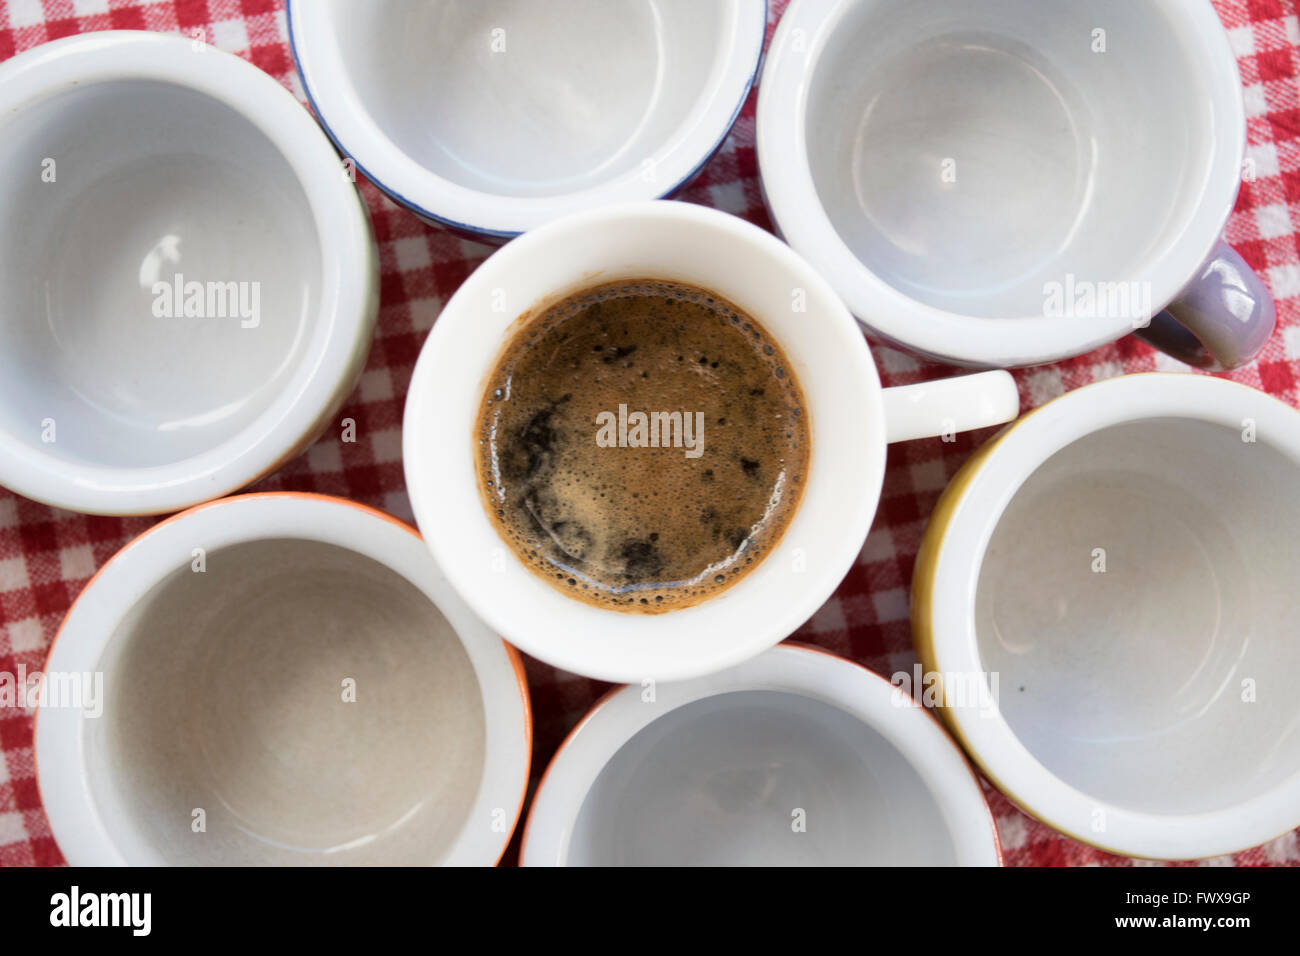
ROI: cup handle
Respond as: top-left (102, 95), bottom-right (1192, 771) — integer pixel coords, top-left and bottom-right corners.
top-left (881, 370), bottom-right (1019, 444)
top-left (1132, 241), bottom-right (1275, 370)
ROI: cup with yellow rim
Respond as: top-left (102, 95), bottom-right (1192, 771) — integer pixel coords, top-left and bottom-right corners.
top-left (912, 373), bottom-right (1300, 860)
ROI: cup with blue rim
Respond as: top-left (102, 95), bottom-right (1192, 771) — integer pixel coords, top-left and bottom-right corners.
top-left (289, 0), bottom-right (768, 241)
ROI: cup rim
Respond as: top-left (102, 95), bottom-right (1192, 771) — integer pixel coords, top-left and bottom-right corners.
top-left (34, 491), bottom-right (532, 866)
top-left (757, 0), bottom-right (1246, 367)
top-left (0, 31), bottom-right (377, 516)
top-left (519, 642), bottom-right (1003, 866)
top-left (914, 373), bottom-right (1300, 859)
top-left (286, 0), bottom-right (769, 239)
top-left (402, 199), bottom-right (886, 683)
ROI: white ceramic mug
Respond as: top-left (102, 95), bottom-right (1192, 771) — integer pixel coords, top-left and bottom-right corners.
top-left (288, 0), bottom-right (767, 240)
top-left (36, 493), bottom-right (531, 866)
top-left (759, 0), bottom-right (1274, 369)
top-left (0, 32), bottom-right (379, 516)
top-left (913, 374), bottom-right (1300, 859)
top-left (521, 644), bottom-right (1002, 866)
top-left (404, 200), bottom-right (1019, 682)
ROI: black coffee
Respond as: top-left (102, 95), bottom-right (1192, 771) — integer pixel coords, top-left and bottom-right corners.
top-left (475, 279), bottom-right (809, 612)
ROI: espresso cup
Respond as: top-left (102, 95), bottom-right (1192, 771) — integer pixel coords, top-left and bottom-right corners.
top-left (404, 200), bottom-right (1018, 682)
top-left (912, 374), bottom-right (1300, 859)
top-left (521, 644), bottom-right (1002, 866)
top-left (36, 493), bottom-right (531, 866)
top-left (0, 32), bottom-right (379, 516)
top-left (758, 0), bottom-right (1274, 370)
top-left (288, 0), bottom-right (767, 240)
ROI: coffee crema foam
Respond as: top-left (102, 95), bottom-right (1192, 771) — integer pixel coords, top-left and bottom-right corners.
top-left (476, 279), bottom-right (810, 613)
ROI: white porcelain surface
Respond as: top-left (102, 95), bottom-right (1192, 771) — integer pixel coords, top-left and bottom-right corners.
top-left (0, 32), bottom-right (378, 515)
top-left (288, 0), bottom-right (766, 237)
top-left (759, 0), bottom-right (1247, 366)
top-left (36, 494), bottom-right (530, 866)
top-left (927, 374), bottom-right (1300, 859)
top-left (521, 645), bottom-right (1000, 866)
top-left (403, 200), bottom-right (1018, 682)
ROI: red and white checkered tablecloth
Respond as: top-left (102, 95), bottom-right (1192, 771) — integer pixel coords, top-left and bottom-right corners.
top-left (2, 0), bottom-right (1298, 869)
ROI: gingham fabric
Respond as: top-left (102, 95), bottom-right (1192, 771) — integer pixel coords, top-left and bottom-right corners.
top-left (1, 0), bottom-right (1298, 868)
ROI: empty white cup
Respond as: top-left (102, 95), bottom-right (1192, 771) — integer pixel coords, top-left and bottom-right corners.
top-left (288, 0), bottom-right (767, 239)
top-left (759, 0), bottom-right (1274, 369)
top-left (521, 644), bottom-right (1002, 866)
top-left (36, 493), bottom-right (531, 866)
top-left (0, 32), bottom-right (378, 515)
top-left (914, 374), bottom-right (1300, 859)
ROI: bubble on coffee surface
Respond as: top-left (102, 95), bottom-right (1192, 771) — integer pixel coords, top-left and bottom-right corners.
top-left (476, 279), bottom-right (810, 613)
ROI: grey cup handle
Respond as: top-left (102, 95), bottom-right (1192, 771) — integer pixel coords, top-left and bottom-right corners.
top-left (1133, 241), bottom-right (1275, 370)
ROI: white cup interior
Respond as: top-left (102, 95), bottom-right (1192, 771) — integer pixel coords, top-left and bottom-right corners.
top-left (568, 689), bottom-right (960, 865)
top-left (83, 536), bottom-right (487, 865)
top-left (521, 646), bottom-right (1000, 865)
top-left (326, 0), bottom-right (735, 198)
top-left (975, 417), bottom-right (1300, 816)
top-left (804, 0), bottom-right (1215, 318)
top-left (0, 79), bottom-right (322, 469)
